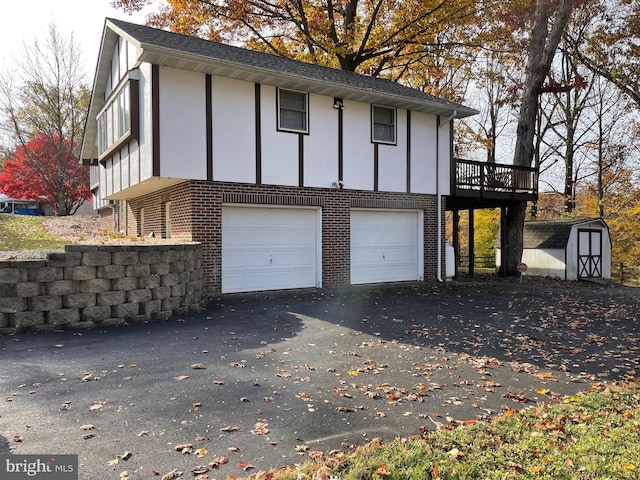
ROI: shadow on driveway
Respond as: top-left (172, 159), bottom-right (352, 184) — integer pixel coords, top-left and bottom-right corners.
top-left (1, 279), bottom-right (638, 479)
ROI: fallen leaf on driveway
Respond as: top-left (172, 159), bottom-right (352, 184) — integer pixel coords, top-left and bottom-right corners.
top-left (191, 465), bottom-right (209, 474)
top-left (191, 363), bottom-right (206, 369)
top-left (336, 406), bottom-right (354, 412)
top-left (175, 444), bottom-right (193, 454)
top-left (174, 375), bottom-right (189, 381)
top-left (118, 451), bottom-right (132, 460)
top-left (503, 391), bottom-right (528, 403)
top-left (89, 401), bottom-right (106, 411)
top-left (161, 469), bottom-right (182, 480)
top-left (221, 426), bottom-right (240, 432)
top-left (238, 462), bottom-right (253, 471)
top-left (208, 455), bottom-right (228, 467)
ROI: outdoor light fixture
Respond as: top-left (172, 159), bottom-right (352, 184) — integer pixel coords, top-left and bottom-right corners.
top-left (333, 97), bottom-right (344, 110)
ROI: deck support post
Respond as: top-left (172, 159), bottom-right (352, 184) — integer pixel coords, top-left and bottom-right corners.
top-left (468, 208), bottom-right (475, 277)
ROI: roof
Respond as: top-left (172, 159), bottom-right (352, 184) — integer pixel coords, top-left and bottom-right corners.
top-left (495, 218), bottom-right (609, 249)
top-left (81, 18), bottom-right (477, 161)
top-left (522, 219), bottom-right (608, 249)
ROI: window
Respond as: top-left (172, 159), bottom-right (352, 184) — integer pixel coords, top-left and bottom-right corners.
top-left (372, 105), bottom-right (396, 144)
top-left (278, 89), bottom-right (308, 133)
top-left (97, 77), bottom-right (139, 159)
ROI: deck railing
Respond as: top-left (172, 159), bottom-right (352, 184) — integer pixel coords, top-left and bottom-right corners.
top-left (454, 159), bottom-right (538, 198)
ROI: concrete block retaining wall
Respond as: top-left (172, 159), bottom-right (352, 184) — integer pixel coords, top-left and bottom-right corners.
top-left (0, 244), bottom-right (205, 334)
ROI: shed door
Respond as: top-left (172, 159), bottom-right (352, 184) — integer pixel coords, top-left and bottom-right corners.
top-left (578, 229), bottom-right (602, 279)
top-left (350, 209), bottom-right (422, 285)
top-left (222, 206), bottom-right (320, 293)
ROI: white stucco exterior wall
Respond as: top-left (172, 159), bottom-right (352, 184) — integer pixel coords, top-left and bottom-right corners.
top-left (342, 100), bottom-right (374, 191)
top-left (212, 76), bottom-right (256, 183)
top-left (138, 63), bottom-right (153, 182)
top-left (260, 86), bottom-right (300, 187)
top-left (377, 110), bottom-right (407, 193)
top-left (303, 94), bottom-right (339, 188)
top-left (437, 120), bottom-right (451, 196)
top-left (93, 41), bottom-right (457, 200)
top-left (410, 112), bottom-right (437, 195)
top-left (159, 66), bottom-right (207, 180)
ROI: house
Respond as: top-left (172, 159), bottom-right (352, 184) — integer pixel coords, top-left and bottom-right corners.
top-left (495, 218), bottom-right (611, 280)
top-left (80, 18), bottom-right (480, 297)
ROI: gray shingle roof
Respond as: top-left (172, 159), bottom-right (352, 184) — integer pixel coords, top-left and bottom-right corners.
top-left (495, 218), bottom-right (608, 249)
top-left (523, 221), bottom-right (574, 249)
top-left (522, 219), bottom-right (605, 249)
top-left (107, 18), bottom-right (476, 117)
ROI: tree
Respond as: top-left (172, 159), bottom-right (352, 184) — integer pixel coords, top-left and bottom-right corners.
top-left (501, 0), bottom-right (575, 276)
top-left (115, 0), bottom-right (494, 100)
top-left (465, 52), bottom-right (519, 164)
top-left (0, 24), bottom-right (90, 215)
top-left (0, 134), bottom-right (90, 215)
top-left (568, 0), bottom-right (640, 107)
top-left (539, 46), bottom-right (593, 213)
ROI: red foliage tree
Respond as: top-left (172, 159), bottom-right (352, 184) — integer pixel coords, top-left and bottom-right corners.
top-left (0, 134), bottom-right (91, 215)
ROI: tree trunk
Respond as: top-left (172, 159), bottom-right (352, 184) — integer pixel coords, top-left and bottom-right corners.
top-left (502, 0), bottom-right (574, 276)
top-left (503, 201), bottom-right (528, 276)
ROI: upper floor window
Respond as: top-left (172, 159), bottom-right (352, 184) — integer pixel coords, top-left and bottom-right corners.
top-left (97, 74), bottom-right (139, 160)
top-left (372, 105), bottom-right (396, 144)
top-left (278, 88), bottom-right (308, 133)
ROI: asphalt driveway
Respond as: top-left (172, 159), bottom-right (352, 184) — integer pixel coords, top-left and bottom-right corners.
top-left (1, 279), bottom-right (638, 479)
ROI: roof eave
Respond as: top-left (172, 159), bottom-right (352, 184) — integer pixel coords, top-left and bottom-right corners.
top-left (137, 43), bottom-right (477, 118)
top-left (81, 23), bottom-right (125, 161)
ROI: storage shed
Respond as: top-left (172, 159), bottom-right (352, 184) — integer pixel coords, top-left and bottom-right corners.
top-left (496, 218), bottom-right (611, 280)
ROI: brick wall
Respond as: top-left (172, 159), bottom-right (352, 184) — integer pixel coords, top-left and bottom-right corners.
top-left (121, 180), bottom-right (442, 298)
top-left (0, 244), bottom-right (204, 334)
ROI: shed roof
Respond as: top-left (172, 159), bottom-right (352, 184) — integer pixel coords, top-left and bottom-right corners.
top-left (496, 218), bottom-right (608, 249)
top-left (81, 18), bottom-right (477, 161)
top-left (522, 219), bottom-right (607, 249)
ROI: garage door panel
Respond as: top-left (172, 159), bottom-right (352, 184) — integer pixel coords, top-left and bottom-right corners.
top-left (351, 210), bottom-right (422, 285)
top-left (222, 207), bottom-right (320, 293)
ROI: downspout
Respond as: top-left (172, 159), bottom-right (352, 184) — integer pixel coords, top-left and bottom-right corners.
top-left (103, 202), bottom-right (117, 231)
top-left (436, 110), bottom-right (457, 283)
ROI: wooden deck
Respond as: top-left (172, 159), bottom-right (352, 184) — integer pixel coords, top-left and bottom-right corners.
top-left (447, 158), bottom-right (538, 210)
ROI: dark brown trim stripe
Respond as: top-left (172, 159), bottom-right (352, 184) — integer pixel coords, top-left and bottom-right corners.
top-left (338, 100), bottom-right (344, 181)
top-left (255, 83), bottom-right (262, 184)
top-left (373, 143), bottom-right (379, 192)
top-left (206, 74), bottom-right (213, 181)
top-left (298, 133), bottom-right (304, 187)
top-left (406, 110), bottom-right (411, 193)
top-left (152, 64), bottom-right (160, 177)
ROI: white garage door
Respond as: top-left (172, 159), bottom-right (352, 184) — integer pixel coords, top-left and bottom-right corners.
top-left (222, 206), bottom-right (320, 293)
top-left (351, 209), bottom-right (422, 285)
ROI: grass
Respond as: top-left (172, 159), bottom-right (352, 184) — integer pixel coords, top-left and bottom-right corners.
top-left (260, 382), bottom-right (640, 480)
top-left (0, 214), bottom-right (66, 251)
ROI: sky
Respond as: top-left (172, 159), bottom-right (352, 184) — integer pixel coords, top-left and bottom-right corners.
top-left (0, 0), bottom-right (153, 79)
